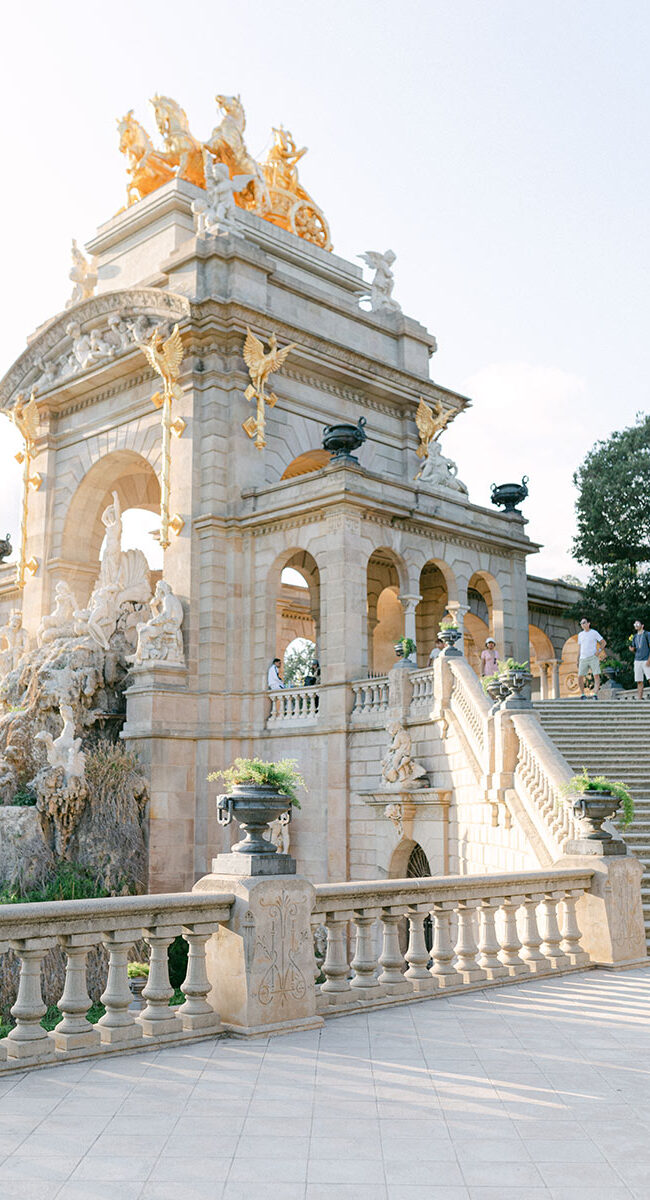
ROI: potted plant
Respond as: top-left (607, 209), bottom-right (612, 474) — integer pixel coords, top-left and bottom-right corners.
top-left (438, 618), bottom-right (461, 649)
top-left (127, 961), bottom-right (150, 1011)
top-left (497, 657), bottom-right (532, 701)
top-left (393, 636), bottom-right (417, 665)
top-left (481, 670), bottom-right (504, 707)
top-left (208, 757), bottom-right (305, 855)
top-left (562, 768), bottom-right (634, 840)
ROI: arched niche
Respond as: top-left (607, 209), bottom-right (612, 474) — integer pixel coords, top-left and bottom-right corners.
top-left (467, 570), bottom-right (505, 656)
top-left (416, 560), bottom-right (455, 667)
top-left (59, 450), bottom-right (160, 604)
top-left (559, 633), bottom-right (580, 696)
top-left (267, 548), bottom-right (321, 673)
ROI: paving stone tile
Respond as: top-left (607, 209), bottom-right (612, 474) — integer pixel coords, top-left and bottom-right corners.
top-left (147, 1156), bottom-right (231, 1182)
top-left (71, 1155), bottom-right (158, 1181)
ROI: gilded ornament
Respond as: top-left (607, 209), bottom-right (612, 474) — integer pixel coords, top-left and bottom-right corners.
top-left (414, 398), bottom-right (452, 472)
top-left (10, 390), bottom-right (42, 589)
top-left (261, 126), bottom-right (332, 250)
top-left (139, 325), bottom-right (185, 549)
top-left (150, 95), bottom-right (205, 189)
top-left (117, 110), bottom-right (175, 205)
top-left (242, 328), bottom-right (297, 451)
top-left (206, 94), bottom-right (270, 214)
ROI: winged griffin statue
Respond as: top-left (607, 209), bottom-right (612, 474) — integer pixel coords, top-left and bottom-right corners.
top-left (241, 328), bottom-right (297, 450)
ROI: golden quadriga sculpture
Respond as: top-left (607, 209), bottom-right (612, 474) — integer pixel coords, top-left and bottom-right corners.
top-left (118, 95), bottom-right (331, 250)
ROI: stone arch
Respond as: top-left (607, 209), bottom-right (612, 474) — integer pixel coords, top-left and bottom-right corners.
top-left (416, 558), bottom-right (458, 667)
top-left (560, 633), bottom-right (580, 696)
top-left (367, 547), bottom-right (409, 674)
top-left (468, 569), bottom-right (505, 653)
top-left (529, 623), bottom-right (556, 697)
top-left (59, 449), bottom-right (160, 604)
top-left (388, 837), bottom-right (417, 879)
top-left (266, 547), bottom-right (321, 675)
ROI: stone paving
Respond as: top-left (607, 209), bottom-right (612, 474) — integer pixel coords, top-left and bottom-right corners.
top-left (1, 967), bottom-right (650, 1200)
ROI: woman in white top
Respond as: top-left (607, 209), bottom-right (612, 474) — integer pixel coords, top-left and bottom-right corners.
top-left (267, 658), bottom-right (284, 690)
top-left (577, 617), bottom-right (606, 699)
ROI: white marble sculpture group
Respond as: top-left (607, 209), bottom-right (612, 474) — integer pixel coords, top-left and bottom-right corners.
top-left (192, 148), bottom-right (253, 238)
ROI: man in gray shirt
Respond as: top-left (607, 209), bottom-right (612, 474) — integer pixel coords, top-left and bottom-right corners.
top-left (630, 620), bottom-right (650, 699)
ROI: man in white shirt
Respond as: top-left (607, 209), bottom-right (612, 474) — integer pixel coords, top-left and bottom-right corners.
top-left (577, 617), bottom-right (606, 700)
top-left (267, 657), bottom-right (284, 690)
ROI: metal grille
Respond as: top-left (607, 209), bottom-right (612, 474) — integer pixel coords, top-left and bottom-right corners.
top-left (406, 844), bottom-right (431, 878)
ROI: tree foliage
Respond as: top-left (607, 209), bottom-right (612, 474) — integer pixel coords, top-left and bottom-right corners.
top-left (283, 638), bottom-right (316, 687)
top-left (572, 414), bottom-right (650, 566)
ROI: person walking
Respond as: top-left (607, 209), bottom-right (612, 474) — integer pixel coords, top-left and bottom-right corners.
top-left (267, 657), bottom-right (284, 690)
top-left (629, 620), bottom-right (650, 699)
top-left (481, 637), bottom-right (499, 676)
top-left (577, 617), bottom-right (606, 699)
top-left (428, 636), bottom-right (444, 664)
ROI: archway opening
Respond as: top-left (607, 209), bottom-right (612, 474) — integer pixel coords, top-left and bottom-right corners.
top-left (416, 562), bottom-right (451, 667)
top-left (529, 623), bottom-right (556, 698)
top-left (283, 636), bottom-right (317, 688)
top-left (271, 550), bottom-right (321, 677)
top-left (367, 549), bottom-right (406, 675)
top-left (559, 633), bottom-right (580, 696)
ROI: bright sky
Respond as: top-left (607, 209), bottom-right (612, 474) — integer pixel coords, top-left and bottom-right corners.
top-left (2, 0), bottom-right (649, 580)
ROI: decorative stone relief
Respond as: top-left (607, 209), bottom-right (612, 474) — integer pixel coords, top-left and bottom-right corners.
top-left (384, 801), bottom-right (404, 837)
top-left (416, 439), bottom-right (468, 495)
top-left (39, 313), bottom-right (168, 389)
top-left (268, 810), bottom-right (291, 855)
top-left (128, 580), bottom-right (184, 667)
top-left (38, 582), bottom-right (79, 646)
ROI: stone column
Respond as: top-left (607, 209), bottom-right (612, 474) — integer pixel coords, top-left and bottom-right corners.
top-left (549, 659), bottom-right (560, 699)
top-left (398, 593), bottom-right (421, 657)
top-left (446, 601), bottom-right (469, 656)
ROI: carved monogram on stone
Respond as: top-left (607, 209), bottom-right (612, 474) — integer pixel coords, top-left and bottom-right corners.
top-left (255, 889), bottom-right (308, 1007)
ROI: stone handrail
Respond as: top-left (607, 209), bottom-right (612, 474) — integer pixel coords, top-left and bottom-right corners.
top-left (267, 685), bottom-right (320, 724)
top-left (350, 675), bottom-right (389, 718)
top-left (312, 867), bottom-right (594, 1014)
top-left (447, 656), bottom-right (491, 772)
top-left (0, 891), bottom-right (233, 1071)
top-left (509, 710), bottom-right (580, 859)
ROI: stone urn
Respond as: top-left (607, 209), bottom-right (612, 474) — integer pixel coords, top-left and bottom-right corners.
top-left (484, 677), bottom-right (504, 708)
top-left (572, 791), bottom-right (621, 841)
top-left (439, 627), bottom-right (461, 653)
top-left (216, 783), bottom-right (293, 854)
top-left (490, 477), bottom-right (529, 513)
top-left (322, 416), bottom-right (367, 463)
top-left (499, 668), bottom-right (533, 706)
top-left (128, 975), bottom-right (148, 1013)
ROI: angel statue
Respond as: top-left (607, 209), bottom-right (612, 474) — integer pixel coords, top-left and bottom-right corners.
top-left (358, 249), bottom-right (401, 313)
top-left (192, 148), bottom-right (254, 237)
top-left (66, 239), bottom-right (98, 309)
top-left (414, 398), bottom-right (467, 494)
top-left (241, 327), bottom-right (297, 450)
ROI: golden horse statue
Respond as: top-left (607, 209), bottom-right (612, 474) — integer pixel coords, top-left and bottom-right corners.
top-left (117, 111), bottom-right (175, 205)
top-left (206, 94), bottom-right (269, 214)
top-left (150, 95), bottom-right (205, 189)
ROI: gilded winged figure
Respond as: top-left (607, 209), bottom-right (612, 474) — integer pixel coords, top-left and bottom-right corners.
top-left (11, 390), bottom-right (40, 453)
top-left (414, 397), bottom-right (453, 477)
top-left (140, 324), bottom-right (184, 403)
top-left (242, 327), bottom-right (297, 449)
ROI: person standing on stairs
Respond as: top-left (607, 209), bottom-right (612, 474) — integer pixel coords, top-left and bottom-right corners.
top-left (577, 617), bottom-right (606, 699)
top-left (629, 620), bottom-right (650, 699)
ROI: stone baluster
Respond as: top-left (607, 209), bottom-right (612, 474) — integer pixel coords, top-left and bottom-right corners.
top-left (97, 932), bottom-right (143, 1045)
top-left (560, 890), bottom-right (589, 967)
top-left (454, 901), bottom-right (485, 983)
top-left (519, 894), bottom-right (549, 974)
top-left (54, 934), bottom-right (103, 1051)
top-left (477, 898), bottom-right (507, 980)
top-left (319, 914), bottom-right (352, 1001)
top-left (177, 926), bottom-right (222, 1032)
top-left (404, 907), bottom-right (435, 993)
top-left (378, 908), bottom-right (411, 995)
top-left (350, 909), bottom-right (382, 997)
top-left (139, 926), bottom-right (180, 1036)
top-left (429, 902), bottom-right (459, 988)
top-left (498, 898), bottom-right (528, 976)
top-left (6, 938), bottom-right (56, 1063)
top-left (539, 891), bottom-right (570, 969)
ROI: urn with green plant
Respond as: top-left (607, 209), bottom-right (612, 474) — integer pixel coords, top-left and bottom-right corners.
top-left (208, 757), bottom-right (305, 855)
top-left (438, 618), bottom-right (461, 651)
top-left (563, 768), bottom-right (634, 841)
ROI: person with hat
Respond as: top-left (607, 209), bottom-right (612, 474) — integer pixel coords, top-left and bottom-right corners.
top-left (481, 637), bottom-right (499, 676)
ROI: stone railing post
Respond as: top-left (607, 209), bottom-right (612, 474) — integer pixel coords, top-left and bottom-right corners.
top-left (560, 848), bottom-right (647, 967)
top-left (193, 820), bottom-right (322, 1036)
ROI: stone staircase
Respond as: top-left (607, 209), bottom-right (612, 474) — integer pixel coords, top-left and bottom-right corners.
top-left (535, 699), bottom-right (650, 944)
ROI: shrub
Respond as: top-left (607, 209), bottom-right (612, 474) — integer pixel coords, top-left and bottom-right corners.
top-left (127, 962), bottom-right (150, 978)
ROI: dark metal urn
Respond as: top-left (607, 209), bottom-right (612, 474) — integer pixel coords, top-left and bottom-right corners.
top-left (491, 477), bottom-right (529, 513)
top-left (439, 628), bottom-right (461, 649)
top-left (572, 791), bottom-right (621, 841)
top-left (216, 783), bottom-right (293, 854)
top-left (323, 416), bottom-right (367, 463)
top-left (0, 533), bottom-right (11, 563)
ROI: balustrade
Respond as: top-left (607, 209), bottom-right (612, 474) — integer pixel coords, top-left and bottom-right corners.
top-left (350, 676), bottom-right (389, 718)
top-left (0, 892), bottom-right (233, 1071)
top-left (267, 685), bottom-right (320, 724)
top-left (409, 667), bottom-right (436, 710)
top-left (312, 867), bottom-right (593, 1014)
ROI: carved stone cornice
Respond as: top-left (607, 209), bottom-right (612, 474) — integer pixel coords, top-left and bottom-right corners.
top-left (0, 289), bottom-right (190, 407)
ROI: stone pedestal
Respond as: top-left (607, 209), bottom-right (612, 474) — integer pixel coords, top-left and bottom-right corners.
top-left (193, 870), bottom-right (323, 1035)
top-left (559, 853), bottom-right (647, 967)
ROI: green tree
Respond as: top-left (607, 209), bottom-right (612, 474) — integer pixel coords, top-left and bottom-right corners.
top-left (283, 638), bottom-right (316, 687)
top-left (572, 414), bottom-right (650, 566)
top-left (567, 415), bottom-right (650, 684)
